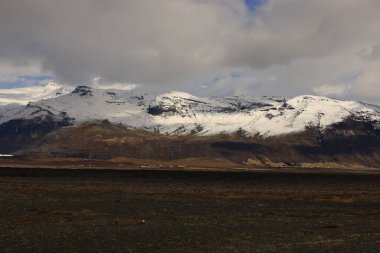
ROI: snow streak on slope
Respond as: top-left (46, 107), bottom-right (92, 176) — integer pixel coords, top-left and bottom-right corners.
top-left (1, 86), bottom-right (380, 136)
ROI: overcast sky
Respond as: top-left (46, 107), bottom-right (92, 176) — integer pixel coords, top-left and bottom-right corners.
top-left (0, 0), bottom-right (380, 102)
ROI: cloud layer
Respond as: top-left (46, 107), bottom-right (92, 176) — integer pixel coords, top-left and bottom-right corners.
top-left (0, 0), bottom-right (380, 101)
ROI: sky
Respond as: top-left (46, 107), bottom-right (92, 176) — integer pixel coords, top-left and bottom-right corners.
top-left (0, 0), bottom-right (380, 102)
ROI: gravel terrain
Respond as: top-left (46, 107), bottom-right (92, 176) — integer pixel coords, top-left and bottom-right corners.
top-left (1, 168), bottom-right (380, 253)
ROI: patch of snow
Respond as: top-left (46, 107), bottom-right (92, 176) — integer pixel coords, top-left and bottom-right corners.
top-left (0, 154), bottom-right (13, 157)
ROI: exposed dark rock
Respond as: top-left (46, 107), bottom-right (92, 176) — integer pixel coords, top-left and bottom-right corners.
top-left (147, 105), bottom-right (176, 116)
top-left (72, 86), bottom-right (93, 97)
top-left (0, 116), bottom-right (72, 153)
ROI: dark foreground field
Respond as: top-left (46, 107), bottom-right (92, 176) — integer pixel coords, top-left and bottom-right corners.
top-left (1, 168), bottom-right (380, 253)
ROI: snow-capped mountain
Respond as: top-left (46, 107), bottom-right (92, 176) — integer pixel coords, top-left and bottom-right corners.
top-left (1, 85), bottom-right (380, 137)
top-left (0, 83), bottom-right (71, 106)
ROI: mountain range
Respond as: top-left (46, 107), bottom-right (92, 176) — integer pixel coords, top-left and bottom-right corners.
top-left (1, 83), bottom-right (380, 167)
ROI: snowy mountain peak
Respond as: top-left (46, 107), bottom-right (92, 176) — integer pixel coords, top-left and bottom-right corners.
top-left (287, 95), bottom-right (338, 105)
top-left (160, 91), bottom-right (200, 100)
top-left (45, 82), bottom-right (60, 90)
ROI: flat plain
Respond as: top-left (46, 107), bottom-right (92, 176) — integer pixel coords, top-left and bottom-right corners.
top-left (1, 168), bottom-right (380, 253)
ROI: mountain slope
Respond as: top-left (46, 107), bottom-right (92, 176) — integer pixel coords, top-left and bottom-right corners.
top-left (14, 120), bottom-right (380, 167)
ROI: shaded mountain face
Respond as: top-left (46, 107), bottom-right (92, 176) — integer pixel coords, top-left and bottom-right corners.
top-left (1, 85), bottom-right (380, 166)
top-left (0, 116), bottom-right (72, 153)
top-left (8, 119), bottom-right (380, 167)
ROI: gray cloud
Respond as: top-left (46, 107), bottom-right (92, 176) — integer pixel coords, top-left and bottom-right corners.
top-left (359, 45), bottom-right (380, 61)
top-left (0, 0), bottom-right (244, 86)
top-left (1, 0), bottom-right (380, 101)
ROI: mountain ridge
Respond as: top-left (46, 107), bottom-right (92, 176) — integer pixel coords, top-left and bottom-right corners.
top-left (1, 84), bottom-right (379, 137)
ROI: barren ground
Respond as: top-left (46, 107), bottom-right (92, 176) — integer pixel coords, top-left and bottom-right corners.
top-left (1, 167), bottom-right (380, 252)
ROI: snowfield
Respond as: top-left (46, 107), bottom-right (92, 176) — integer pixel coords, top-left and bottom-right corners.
top-left (1, 84), bottom-right (379, 137)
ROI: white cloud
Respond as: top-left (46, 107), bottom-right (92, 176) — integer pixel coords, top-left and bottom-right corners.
top-left (313, 84), bottom-right (351, 97)
top-left (92, 82), bottom-right (138, 91)
top-left (90, 77), bottom-right (138, 91)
